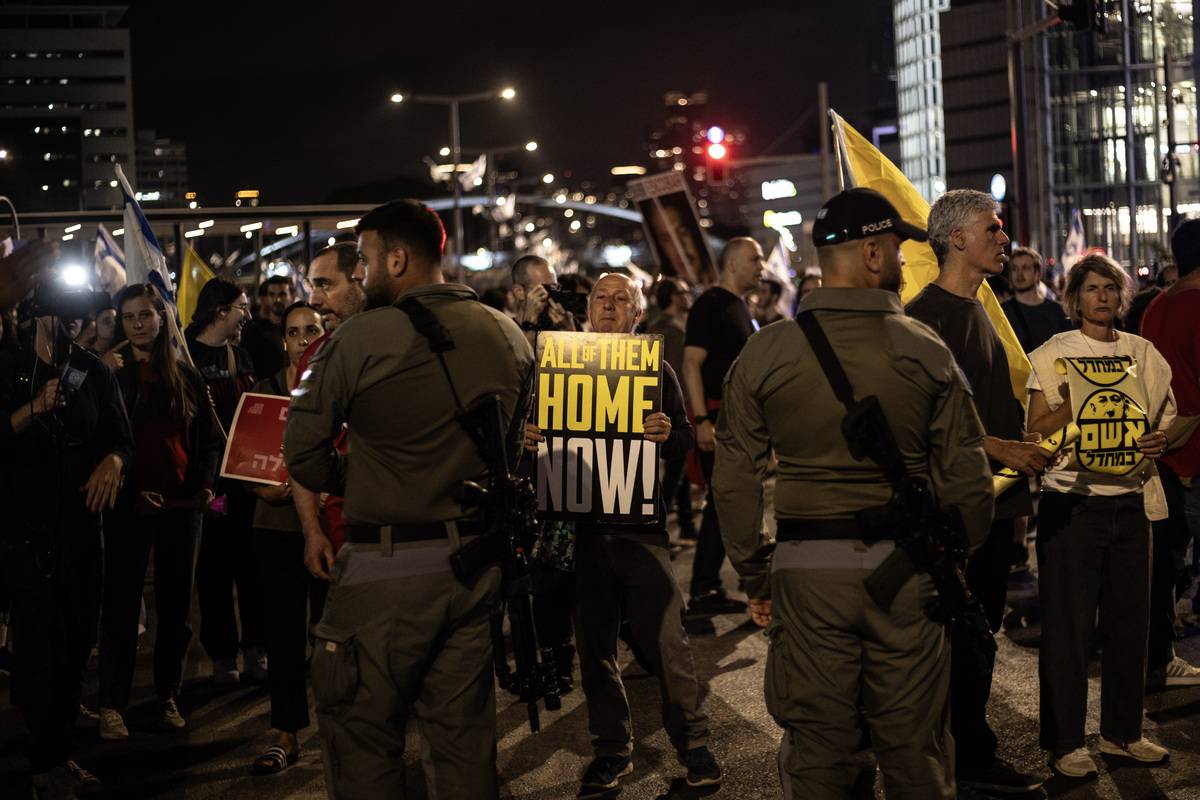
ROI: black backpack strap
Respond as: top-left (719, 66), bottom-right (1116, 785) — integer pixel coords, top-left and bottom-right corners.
top-left (795, 310), bottom-right (857, 414)
top-left (395, 296), bottom-right (465, 413)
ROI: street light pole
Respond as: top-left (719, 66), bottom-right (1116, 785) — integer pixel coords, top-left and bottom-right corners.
top-left (390, 87), bottom-right (516, 278)
top-left (449, 99), bottom-right (463, 277)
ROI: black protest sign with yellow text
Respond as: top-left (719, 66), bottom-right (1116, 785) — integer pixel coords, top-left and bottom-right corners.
top-left (535, 331), bottom-right (663, 524)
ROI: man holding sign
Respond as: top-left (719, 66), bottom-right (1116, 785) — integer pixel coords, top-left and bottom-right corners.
top-left (526, 273), bottom-right (719, 795)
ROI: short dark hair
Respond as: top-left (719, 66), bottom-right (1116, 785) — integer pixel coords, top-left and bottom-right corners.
top-left (355, 199), bottom-right (446, 268)
top-left (558, 273), bottom-right (593, 295)
top-left (1171, 218), bottom-right (1200, 276)
top-left (258, 274), bottom-right (292, 296)
top-left (654, 277), bottom-right (684, 310)
top-left (760, 277), bottom-right (783, 300)
top-left (192, 278), bottom-right (244, 331)
top-left (280, 300), bottom-right (320, 337)
top-left (312, 242), bottom-right (359, 278)
top-left (511, 255), bottom-right (549, 287)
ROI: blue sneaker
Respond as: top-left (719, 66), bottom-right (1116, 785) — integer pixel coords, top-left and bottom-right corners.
top-left (580, 755), bottom-right (633, 793)
top-left (685, 746), bottom-right (722, 788)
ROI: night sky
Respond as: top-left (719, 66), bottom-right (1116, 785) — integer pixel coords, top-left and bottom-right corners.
top-left (128, 0), bottom-right (892, 205)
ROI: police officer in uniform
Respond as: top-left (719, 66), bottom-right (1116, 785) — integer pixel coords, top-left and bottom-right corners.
top-left (284, 199), bottom-right (533, 799)
top-left (713, 189), bottom-right (994, 798)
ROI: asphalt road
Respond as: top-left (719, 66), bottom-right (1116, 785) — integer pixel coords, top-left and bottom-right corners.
top-left (4, 520), bottom-right (1200, 799)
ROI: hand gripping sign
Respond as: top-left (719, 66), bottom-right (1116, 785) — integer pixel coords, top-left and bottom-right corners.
top-left (535, 331), bottom-right (663, 525)
top-left (220, 392), bottom-right (290, 485)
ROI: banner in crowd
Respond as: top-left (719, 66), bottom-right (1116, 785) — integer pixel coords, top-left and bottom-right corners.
top-left (628, 171), bottom-right (718, 286)
top-left (220, 392), bottom-right (290, 485)
top-left (535, 331), bottom-right (663, 525)
top-left (1062, 208), bottom-right (1086, 271)
top-left (830, 111), bottom-right (1032, 405)
top-left (1056, 356), bottom-right (1151, 477)
top-left (178, 244), bottom-right (215, 328)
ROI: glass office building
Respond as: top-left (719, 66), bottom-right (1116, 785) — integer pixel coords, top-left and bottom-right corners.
top-left (1046, 1), bottom-right (1199, 266)
top-left (894, 0), bottom-right (952, 202)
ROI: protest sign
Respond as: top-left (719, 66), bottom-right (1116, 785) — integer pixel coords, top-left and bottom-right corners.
top-left (628, 171), bottom-right (718, 285)
top-left (1056, 355), bottom-right (1150, 477)
top-left (535, 331), bottom-right (663, 524)
top-left (219, 392), bottom-right (290, 485)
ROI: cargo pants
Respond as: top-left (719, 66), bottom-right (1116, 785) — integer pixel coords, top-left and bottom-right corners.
top-left (766, 566), bottom-right (954, 800)
top-left (311, 541), bottom-right (502, 800)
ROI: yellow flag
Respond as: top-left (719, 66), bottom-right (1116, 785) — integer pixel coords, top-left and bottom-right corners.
top-left (178, 244), bottom-right (215, 328)
top-left (831, 111), bottom-right (1031, 405)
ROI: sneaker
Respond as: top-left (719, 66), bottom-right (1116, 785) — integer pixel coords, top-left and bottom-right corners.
top-left (159, 697), bottom-right (187, 731)
top-left (74, 705), bottom-right (99, 729)
top-left (212, 657), bottom-right (240, 685)
top-left (97, 708), bottom-right (128, 741)
top-left (579, 755), bottom-right (633, 793)
top-left (958, 757), bottom-right (1043, 794)
top-left (686, 589), bottom-right (747, 617)
top-left (1052, 747), bottom-right (1098, 778)
top-left (63, 761), bottom-right (103, 795)
top-left (1099, 737), bottom-right (1169, 764)
top-left (243, 647), bottom-right (269, 682)
top-left (1148, 656), bottom-right (1200, 688)
top-left (684, 746), bottom-right (722, 788)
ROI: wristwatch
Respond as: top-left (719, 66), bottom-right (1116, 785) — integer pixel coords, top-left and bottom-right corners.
top-left (694, 414), bottom-right (710, 425)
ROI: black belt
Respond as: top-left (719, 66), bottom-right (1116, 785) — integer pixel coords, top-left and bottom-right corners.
top-left (345, 520), bottom-right (483, 544)
top-left (775, 517), bottom-right (894, 541)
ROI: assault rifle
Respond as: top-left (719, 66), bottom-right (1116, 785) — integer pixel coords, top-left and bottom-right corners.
top-left (395, 296), bottom-right (561, 734)
top-left (796, 312), bottom-right (996, 677)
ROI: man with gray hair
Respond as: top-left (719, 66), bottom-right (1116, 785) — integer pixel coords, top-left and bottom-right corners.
top-left (906, 188), bottom-right (1049, 794)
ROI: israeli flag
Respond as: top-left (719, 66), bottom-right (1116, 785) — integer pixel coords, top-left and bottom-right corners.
top-left (1062, 208), bottom-right (1086, 272)
top-left (114, 164), bottom-right (192, 364)
top-left (115, 164), bottom-right (175, 302)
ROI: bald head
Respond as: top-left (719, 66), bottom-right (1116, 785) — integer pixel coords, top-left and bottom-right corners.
top-left (719, 237), bottom-right (765, 295)
top-left (587, 272), bottom-right (644, 334)
top-left (816, 233), bottom-right (905, 293)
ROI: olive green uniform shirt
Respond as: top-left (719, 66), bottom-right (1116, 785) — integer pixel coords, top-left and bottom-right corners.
top-left (713, 288), bottom-right (993, 600)
top-left (284, 284), bottom-right (534, 526)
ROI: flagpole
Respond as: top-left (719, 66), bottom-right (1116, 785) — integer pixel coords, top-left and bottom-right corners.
top-left (829, 111), bottom-right (847, 192)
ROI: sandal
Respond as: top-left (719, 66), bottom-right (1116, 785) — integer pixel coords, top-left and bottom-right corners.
top-left (252, 745), bottom-right (299, 775)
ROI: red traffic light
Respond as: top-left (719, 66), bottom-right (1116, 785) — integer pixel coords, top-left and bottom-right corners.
top-left (707, 142), bottom-right (727, 160)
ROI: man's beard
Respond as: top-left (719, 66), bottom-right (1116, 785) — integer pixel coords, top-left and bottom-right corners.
top-left (364, 282), bottom-right (394, 310)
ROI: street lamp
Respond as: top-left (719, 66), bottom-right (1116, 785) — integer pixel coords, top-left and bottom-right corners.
top-left (388, 86), bottom-right (517, 272)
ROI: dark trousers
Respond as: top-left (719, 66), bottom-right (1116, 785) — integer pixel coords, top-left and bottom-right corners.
top-left (1037, 492), bottom-right (1150, 753)
top-left (98, 507), bottom-right (201, 708)
top-left (950, 517), bottom-right (1014, 770)
top-left (690, 449), bottom-right (726, 596)
top-left (574, 534), bottom-right (709, 758)
top-left (197, 488), bottom-right (264, 660)
top-left (252, 529), bottom-right (326, 732)
top-left (1148, 463), bottom-right (1188, 671)
top-left (661, 455), bottom-right (695, 535)
top-left (2, 519), bottom-right (102, 772)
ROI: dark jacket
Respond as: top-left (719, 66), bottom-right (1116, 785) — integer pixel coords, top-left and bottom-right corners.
top-left (0, 337), bottom-right (135, 535)
top-left (114, 355), bottom-right (223, 497)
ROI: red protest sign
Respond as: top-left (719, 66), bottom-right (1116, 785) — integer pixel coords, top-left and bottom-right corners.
top-left (219, 392), bottom-right (290, 485)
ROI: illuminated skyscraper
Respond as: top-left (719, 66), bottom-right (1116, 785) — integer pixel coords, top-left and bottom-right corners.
top-left (893, 0), bottom-right (952, 202)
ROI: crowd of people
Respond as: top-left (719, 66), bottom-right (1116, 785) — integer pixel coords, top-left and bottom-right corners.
top-left (1, 185), bottom-right (1199, 800)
